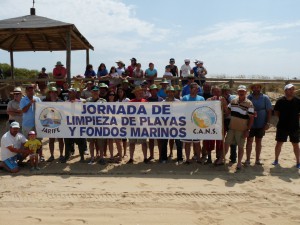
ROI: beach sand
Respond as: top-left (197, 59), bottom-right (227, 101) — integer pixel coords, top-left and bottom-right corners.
top-left (0, 120), bottom-right (300, 225)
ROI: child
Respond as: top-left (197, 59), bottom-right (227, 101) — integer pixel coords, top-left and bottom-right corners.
top-left (24, 131), bottom-right (42, 171)
top-left (163, 65), bottom-right (173, 85)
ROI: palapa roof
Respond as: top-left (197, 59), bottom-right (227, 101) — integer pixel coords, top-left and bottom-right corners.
top-left (0, 14), bottom-right (94, 52)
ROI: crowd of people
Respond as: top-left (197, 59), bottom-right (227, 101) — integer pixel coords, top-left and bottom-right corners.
top-left (0, 58), bottom-right (299, 173)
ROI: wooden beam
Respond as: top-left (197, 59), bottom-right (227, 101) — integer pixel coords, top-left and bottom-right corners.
top-left (8, 35), bottom-right (19, 49)
top-left (10, 51), bottom-right (14, 80)
top-left (86, 49), bottom-right (89, 65)
top-left (66, 30), bottom-right (71, 83)
top-left (41, 33), bottom-right (52, 51)
top-left (25, 34), bottom-right (35, 50)
top-left (0, 34), bottom-right (15, 46)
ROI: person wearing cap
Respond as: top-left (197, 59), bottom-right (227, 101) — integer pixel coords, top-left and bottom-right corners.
top-left (157, 78), bottom-right (169, 99)
top-left (81, 81), bottom-right (94, 99)
top-left (36, 67), bottom-right (49, 95)
top-left (44, 87), bottom-right (65, 163)
top-left (181, 75), bottom-right (203, 97)
top-left (145, 62), bottom-right (157, 85)
top-left (24, 131), bottom-right (42, 171)
top-left (127, 86), bottom-right (148, 164)
top-left (61, 88), bottom-right (87, 163)
top-left (181, 82), bottom-right (205, 164)
top-left (273, 84), bottom-right (300, 169)
top-left (86, 86), bottom-right (107, 165)
top-left (167, 58), bottom-right (179, 85)
top-left (180, 59), bottom-right (193, 86)
top-left (84, 64), bottom-right (96, 79)
top-left (98, 82), bottom-right (109, 101)
top-left (192, 60), bottom-right (207, 86)
top-left (133, 63), bottom-right (144, 86)
top-left (219, 85), bottom-right (254, 170)
top-left (163, 65), bottom-right (173, 85)
top-left (115, 60), bottom-right (125, 76)
top-left (221, 84), bottom-right (237, 163)
top-left (161, 86), bottom-right (183, 164)
top-left (147, 84), bottom-right (164, 161)
top-left (0, 121), bottom-right (30, 173)
top-left (245, 83), bottom-right (272, 166)
top-left (7, 87), bottom-right (23, 129)
top-left (53, 61), bottom-right (67, 88)
top-left (126, 57), bottom-right (137, 79)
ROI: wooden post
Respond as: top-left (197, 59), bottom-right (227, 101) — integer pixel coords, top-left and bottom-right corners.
top-left (66, 30), bottom-right (71, 84)
top-left (10, 50), bottom-right (14, 80)
top-left (86, 49), bottom-right (89, 66)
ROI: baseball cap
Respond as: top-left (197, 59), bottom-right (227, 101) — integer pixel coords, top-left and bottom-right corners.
top-left (28, 131), bottom-right (36, 135)
top-left (284, 83), bottom-right (294, 90)
top-left (184, 59), bottom-right (190, 63)
top-left (237, 85), bottom-right (247, 91)
top-left (10, 121), bottom-right (20, 128)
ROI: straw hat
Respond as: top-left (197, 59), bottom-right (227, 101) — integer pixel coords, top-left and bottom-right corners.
top-left (131, 86), bottom-right (143, 94)
top-left (10, 87), bottom-right (22, 94)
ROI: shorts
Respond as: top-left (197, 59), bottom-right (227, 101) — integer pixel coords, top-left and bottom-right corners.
top-left (3, 154), bottom-right (22, 170)
top-left (181, 139), bottom-right (201, 143)
top-left (225, 129), bottom-right (246, 149)
top-left (276, 129), bottom-right (299, 143)
top-left (128, 139), bottom-right (147, 144)
top-left (249, 128), bottom-right (265, 138)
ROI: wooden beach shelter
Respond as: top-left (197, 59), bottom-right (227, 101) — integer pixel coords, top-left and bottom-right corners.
top-left (0, 8), bottom-right (94, 82)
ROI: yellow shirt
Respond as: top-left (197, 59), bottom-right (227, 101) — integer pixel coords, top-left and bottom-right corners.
top-left (24, 139), bottom-right (42, 154)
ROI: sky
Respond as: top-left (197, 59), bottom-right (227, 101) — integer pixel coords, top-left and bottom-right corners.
top-left (0, 0), bottom-right (300, 79)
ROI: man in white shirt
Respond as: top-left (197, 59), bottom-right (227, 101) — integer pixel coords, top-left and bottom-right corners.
top-left (0, 122), bottom-right (30, 173)
top-left (180, 59), bottom-right (193, 86)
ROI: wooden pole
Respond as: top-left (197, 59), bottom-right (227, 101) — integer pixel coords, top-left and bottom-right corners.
top-left (10, 50), bottom-right (14, 80)
top-left (86, 49), bottom-right (89, 66)
top-left (66, 30), bottom-right (71, 84)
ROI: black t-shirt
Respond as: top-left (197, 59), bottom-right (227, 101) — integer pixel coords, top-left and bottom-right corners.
top-left (274, 96), bottom-right (300, 131)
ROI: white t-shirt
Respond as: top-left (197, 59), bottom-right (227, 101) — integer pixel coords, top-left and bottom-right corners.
top-left (180, 64), bottom-right (192, 77)
top-left (163, 72), bottom-right (173, 85)
top-left (110, 72), bottom-right (121, 85)
top-left (0, 131), bottom-right (27, 161)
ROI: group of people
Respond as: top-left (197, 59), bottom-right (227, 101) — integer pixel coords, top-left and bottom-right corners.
top-left (0, 59), bottom-right (299, 173)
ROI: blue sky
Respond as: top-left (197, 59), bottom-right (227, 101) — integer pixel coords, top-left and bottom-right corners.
top-left (0, 0), bottom-right (299, 78)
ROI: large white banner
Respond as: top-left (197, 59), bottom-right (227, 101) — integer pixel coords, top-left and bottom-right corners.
top-left (35, 101), bottom-right (223, 140)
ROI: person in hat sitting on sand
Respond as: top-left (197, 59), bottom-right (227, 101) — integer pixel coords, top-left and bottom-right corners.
top-left (245, 83), bottom-right (272, 166)
top-left (53, 61), bottom-right (67, 88)
top-left (0, 122), bottom-right (30, 173)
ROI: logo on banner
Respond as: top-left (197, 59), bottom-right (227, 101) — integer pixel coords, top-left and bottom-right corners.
top-left (191, 106), bottom-right (217, 128)
top-left (39, 107), bottom-right (62, 133)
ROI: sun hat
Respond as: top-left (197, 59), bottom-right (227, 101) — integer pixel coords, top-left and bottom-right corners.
top-left (194, 59), bottom-right (200, 63)
top-left (48, 87), bottom-right (58, 92)
top-left (11, 87), bottom-right (22, 94)
top-left (10, 121), bottom-right (20, 128)
top-left (149, 84), bottom-right (158, 90)
top-left (166, 86), bottom-right (175, 92)
top-left (237, 85), bottom-right (247, 91)
top-left (196, 60), bottom-right (204, 64)
top-left (174, 85), bottom-right (182, 91)
top-left (131, 86), bottom-right (143, 94)
top-left (28, 131), bottom-right (36, 135)
top-left (98, 83), bottom-right (108, 88)
top-left (91, 86), bottom-right (100, 91)
top-left (115, 60), bottom-right (124, 65)
top-left (284, 83), bottom-right (294, 90)
top-left (56, 61), bottom-right (63, 66)
top-left (160, 78), bottom-right (169, 84)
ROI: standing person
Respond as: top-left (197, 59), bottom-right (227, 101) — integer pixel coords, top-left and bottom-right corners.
top-left (61, 88), bottom-right (86, 163)
top-left (7, 87), bottom-right (23, 129)
top-left (147, 84), bottom-right (164, 161)
top-left (133, 63), bottom-right (144, 86)
top-left (180, 59), bottom-right (193, 86)
top-left (84, 64), bottom-right (96, 79)
top-left (145, 62), bottom-right (157, 85)
top-left (245, 83), bottom-right (272, 165)
top-left (45, 87), bottom-right (64, 162)
top-left (19, 84), bottom-right (43, 161)
top-left (97, 63), bottom-right (109, 85)
top-left (168, 58), bottom-right (179, 85)
top-left (218, 85), bottom-right (254, 170)
top-left (86, 86), bottom-right (107, 164)
top-left (127, 86), bottom-right (148, 164)
top-left (127, 57), bottom-right (137, 80)
top-left (181, 82), bottom-right (205, 164)
top-left (161, 86), bottom-right (183, 164)
top-left (36, 67), bottom-right (49, 95)
top-left (0, 122), bottom-right (30, 173)
top-left (192, 60), bottom-right (207, 86)
top-left (272, 84), bottom-right (300, 168)
top-left (24, 131), bottom-right (42, 171)
top-left (53, 61), bottom-right (67, 88)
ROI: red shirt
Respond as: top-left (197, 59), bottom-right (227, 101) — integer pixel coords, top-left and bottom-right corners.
top-left (53, 66), bottom-right (67, 86)
top-left (130, 98), bottom-right (148, 102)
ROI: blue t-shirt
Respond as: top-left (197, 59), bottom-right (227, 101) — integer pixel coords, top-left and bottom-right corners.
top-left (20, 96), bottom-right (41, 127)
top-left (84, 70), bottom-right (96, 78)
top-left (145, 68), bottom-right (157, 77)
top-left (97, 69), bottom-right (108, 77)
top-left (181, 84), bottom-right (203, 97)
top-left (182, 94), bottom-right (205, 101)
top-left (157, 88), bottom-right (167, 99)
top-left (247, 93), bottom-right (272, 128)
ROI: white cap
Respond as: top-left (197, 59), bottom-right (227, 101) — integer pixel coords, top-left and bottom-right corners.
top-left (184, 58), bottom-right (190, 62)
top-left (237, 85), bottom-right (247, 91)
top-left (284, 83), bottom-right (294, 90)
top-left (194, 59), bottom-right (200, 63)
top-left (10, 121), bottom-right (20, 128)
top-left (197, 60), bottom-right (204, 64)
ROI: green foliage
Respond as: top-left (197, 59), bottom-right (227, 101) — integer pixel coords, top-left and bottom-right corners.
top-left (0, 63), bottom-right (39, 79)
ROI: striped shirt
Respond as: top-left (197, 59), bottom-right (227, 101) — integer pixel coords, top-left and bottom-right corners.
top-left (228, 97), bottom-right (254, 131)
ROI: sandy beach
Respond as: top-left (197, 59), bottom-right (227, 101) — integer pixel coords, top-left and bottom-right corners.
top-left (0, 120), bottom-right (300, 225)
